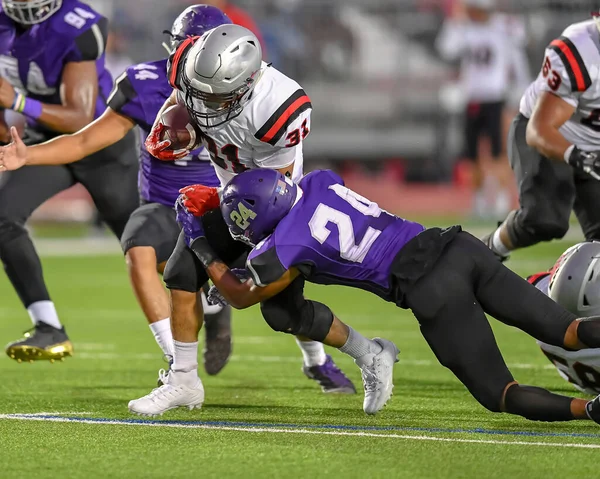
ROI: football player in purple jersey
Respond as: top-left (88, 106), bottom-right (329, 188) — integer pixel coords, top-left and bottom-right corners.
top-left (0, 0), bottom-right (139, 362)
top-left (0, 6), bottom-right (356, 395)
top-left (0, 5), bottom-right (234, 374)
top-left (176, 168), bottom-right (600, 423)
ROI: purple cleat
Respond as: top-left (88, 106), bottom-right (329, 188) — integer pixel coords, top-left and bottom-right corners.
top-left (303, 355), bottom-right (357, 394)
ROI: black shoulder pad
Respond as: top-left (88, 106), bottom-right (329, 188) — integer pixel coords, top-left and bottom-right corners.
top-left (248, 247), bottom-right (287, 286)
top-left (74, 16), bottom-right (108, 61)
top-left (106, 72), bottom-right (137, 113)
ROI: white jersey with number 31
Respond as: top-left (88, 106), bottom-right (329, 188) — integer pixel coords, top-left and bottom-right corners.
top-left (520, 20), bottom-right (600, 151)
top-left (169, 42), bottom-right (311, 187)
top-left (531, 274), bottom-right (600, 395)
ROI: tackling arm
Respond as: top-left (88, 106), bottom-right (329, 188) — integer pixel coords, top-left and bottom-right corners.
top-left (204, 259), bottom-right (299, 309)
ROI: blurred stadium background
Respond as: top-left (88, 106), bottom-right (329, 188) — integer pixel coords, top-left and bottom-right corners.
top-left (3, 0), bottom-right (597, 225)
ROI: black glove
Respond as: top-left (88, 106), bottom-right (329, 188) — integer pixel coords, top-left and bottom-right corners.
top-left (567, 146), bottom-right (600, 180)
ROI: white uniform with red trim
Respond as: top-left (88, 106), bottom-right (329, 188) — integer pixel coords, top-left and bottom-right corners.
top-left (529, 272), bottom-right (600, 395)
top-left (520, 20), bottom-right (600, 151)
top-left (169, 42), bottom-right (311, 187)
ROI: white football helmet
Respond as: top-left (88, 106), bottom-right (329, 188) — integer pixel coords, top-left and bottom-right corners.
top-left (181, 24), bottom-right (262, 128)
top-left (549, 242), bottom-right (600, 317)
top-left (2, 0), bottom-right (62, 25)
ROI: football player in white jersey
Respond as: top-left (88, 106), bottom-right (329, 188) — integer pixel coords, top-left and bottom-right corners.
top-left (129, 25), bottom-right (401, 417)
top-left (528, 242), bottom-right (600, 395)
top-left (436, 0), bottom-right (529, 219)
top-left (483, 15), bottom-right (600, 261)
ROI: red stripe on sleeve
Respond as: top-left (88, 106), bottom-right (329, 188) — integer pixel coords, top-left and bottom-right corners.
top-left (259, 96), bottom-right (311, 143)
top-left (550, 39), bottom-right (586, 92)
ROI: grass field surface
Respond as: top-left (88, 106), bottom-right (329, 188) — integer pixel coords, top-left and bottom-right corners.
top-left (0, 227), bottom-right (598, 478)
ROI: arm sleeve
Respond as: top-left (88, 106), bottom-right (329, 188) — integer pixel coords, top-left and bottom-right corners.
top-left (535, 47), bottom-right (582, 108)
top-left (106, 72), bottom-right (138, 116)
top-left (65, 16), bottom-right (109, 62)
top-left (254, 89), bottom-right (312, 147)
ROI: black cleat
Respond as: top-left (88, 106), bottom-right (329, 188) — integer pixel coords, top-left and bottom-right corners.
top-left (481, 227), bottom-right (510, 263)
top-left (5, 322), bottom-right (73, 363)
top-left (203, 305), bottom-right (232, 376)
top-left (586, 395), bottom-right (600, 424)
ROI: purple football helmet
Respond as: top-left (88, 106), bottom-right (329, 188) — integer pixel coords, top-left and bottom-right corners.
top-left (164, 4), bottom-right (232, 53)
top-left (221, 170), bottom-right (297, 247)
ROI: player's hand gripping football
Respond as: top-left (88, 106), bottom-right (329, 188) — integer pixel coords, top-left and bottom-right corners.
top-left (0, 126), bottom-right (27, 171)
top-left (179, 184), bottom-right (220, 217)
top-left (175, 195), bottom-right (207, 247)
top-left (145, 120), bottom-right (189, 161)
top-left (567, 147), bottom-right (600, 180)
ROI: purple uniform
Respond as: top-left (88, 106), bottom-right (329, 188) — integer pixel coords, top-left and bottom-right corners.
top-left (247, 170), bottom-right (425, 301)
top-left (0, 0), bottom-right (112, 135)
top-left (107, 58), bottom-right (219, 207)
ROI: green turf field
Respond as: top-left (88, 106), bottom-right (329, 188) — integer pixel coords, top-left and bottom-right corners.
top-left (0, 232), bottom-right (599, 478)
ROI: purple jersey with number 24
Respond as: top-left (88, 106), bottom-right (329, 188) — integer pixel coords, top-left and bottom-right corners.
top-left (247, 170), bottom-right (425, 301)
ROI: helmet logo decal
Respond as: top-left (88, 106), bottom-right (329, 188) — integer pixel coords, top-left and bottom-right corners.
top-left (229, 202), bottom-right (256, 230)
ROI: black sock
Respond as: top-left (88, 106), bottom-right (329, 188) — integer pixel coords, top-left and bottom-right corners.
top-left (504, 384), bottom-right (574, 422)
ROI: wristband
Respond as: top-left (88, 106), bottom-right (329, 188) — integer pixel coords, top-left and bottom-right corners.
top-left (189, 237), bottom-right (219, 268)
top-left (11, 93), bottom-right (43, 120)
top-left (564, 145), bottom-right (575, 163)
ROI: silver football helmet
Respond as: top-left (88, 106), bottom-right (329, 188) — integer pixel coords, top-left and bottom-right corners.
top-left (549, 242), bottom-right (600, 317)
top-left (2, 0), bottom-right (62, 25)
top-left (181, 24), bottom-right (262, 128)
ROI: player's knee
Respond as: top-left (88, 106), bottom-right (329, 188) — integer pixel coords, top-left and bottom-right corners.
top-left (163, 252), bottom-right (200, 293)
top-left (506, 210), bottom-right (569, 247)
top-left (0, 218), bottom-right (28, 251)
top-left (260, 299), bottom-right (334, 342)
top-left (125, 246), bottom-right (159, 275)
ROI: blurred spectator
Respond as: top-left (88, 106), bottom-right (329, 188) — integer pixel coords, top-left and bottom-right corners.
top-left (436, 0), bottom-right (530, 219)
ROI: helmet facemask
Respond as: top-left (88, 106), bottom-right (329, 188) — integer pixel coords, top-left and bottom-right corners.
top-left (182, 69), bottom-right (257, 129)
top-left (2, 0), bottom-right (62, 25)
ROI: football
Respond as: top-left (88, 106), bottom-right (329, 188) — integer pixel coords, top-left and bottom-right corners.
top-left (159, 103), bottom-right (201, 151)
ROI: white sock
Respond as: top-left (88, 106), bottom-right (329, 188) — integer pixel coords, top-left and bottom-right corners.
top-left (295, 338), bottom-right (327, 367)
top-left (492, 228), bottom-right (511, 256)
top-left (339, 327), bottom-right (382, 360)
top-left (172, 340), bottom-right (198, 373)
top-left (149, 318), bottom-right (174, 358)
top-left (27, 301), bottom-right (62, 329)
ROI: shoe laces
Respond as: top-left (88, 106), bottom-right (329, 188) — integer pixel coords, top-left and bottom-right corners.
top-left (360, 359), bottom-right (381, 394)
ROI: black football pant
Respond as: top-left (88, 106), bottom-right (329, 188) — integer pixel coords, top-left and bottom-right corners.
top-left (0, 130), bottom-right (139, 308)
top-left (404, 232), bottom-right (577, 413)
top-left (503, 113), bottom-right (600, 248)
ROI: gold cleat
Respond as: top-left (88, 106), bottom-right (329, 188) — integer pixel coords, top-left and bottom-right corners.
top-left (5, 322), bottom-right (73, 363)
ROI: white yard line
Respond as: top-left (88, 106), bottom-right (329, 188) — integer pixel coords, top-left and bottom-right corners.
top-left (68, 350), bottom-right (555, 370)
top-left (0, 414), bottom-right (597, 449)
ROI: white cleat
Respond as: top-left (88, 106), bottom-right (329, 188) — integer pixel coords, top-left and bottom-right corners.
top-left (355, 338), bottom-right (399, 415)
top-left (128, 369), bottom-right (205, 417)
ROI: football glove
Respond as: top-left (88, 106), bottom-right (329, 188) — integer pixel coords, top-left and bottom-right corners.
top-left (175, 195), bottom-right (206, 247)
top-left (566, 147), bottom-right (600, 180)
top-left (179, 184), bottom-right (220, 217)
top-left (145, 120), bottom-right (188, 161)
top-left (206, 269), bottom-right (251, 307)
